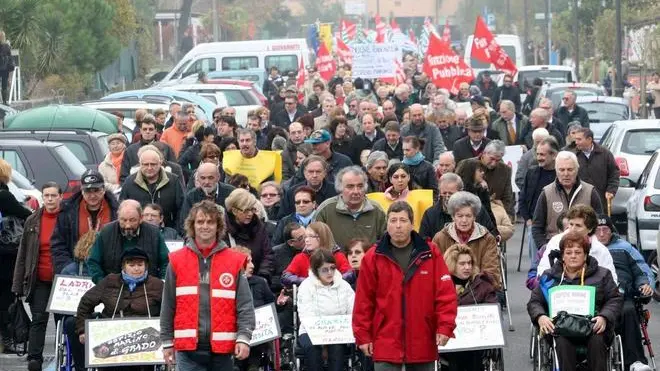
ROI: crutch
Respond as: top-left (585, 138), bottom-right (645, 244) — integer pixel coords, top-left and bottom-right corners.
top-left (517, 222), bottom-right (527, 272)
top-left (498, 241), bottom-right (515, 332)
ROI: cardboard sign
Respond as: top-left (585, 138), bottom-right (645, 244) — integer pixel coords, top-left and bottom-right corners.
top-left (549, 286), bottom-right (596, 318)
top-left (47, 275), bottom-right (95, 315)
top-left (351, 43), bottom-right (402, 79)
top-left (250, 303), bottom-right (282, 346)
top-left (439, 304), bottom-right (506, 352)
top-left (165, 240), bottom-right (184, 252)
top-left (85, 318), bottom-right (164, 367)
top-left (302, 315), bottom-right (355, 345)
top-left (503, 145), bottom-right (524, 193)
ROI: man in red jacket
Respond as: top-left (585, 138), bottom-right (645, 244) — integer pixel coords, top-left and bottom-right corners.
top-left (353, 201), bottom-right (457, 371)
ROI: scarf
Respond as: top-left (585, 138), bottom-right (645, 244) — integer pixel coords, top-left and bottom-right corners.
top-left (402, 152), bottom-right (425, 166)
top-left (78, 198), bottom-right (111, 238)
top-left (295, 212), bottom-right (315, 227)
top-left (456, 227), bottom-right (474, 244)
top-left (121, 270), bottom-right (149, 292)
top-left (110, 152), bottom-right (124, 182)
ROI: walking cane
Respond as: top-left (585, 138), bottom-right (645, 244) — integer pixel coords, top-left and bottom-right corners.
top-left (517, 223), bottom-right (527, 272)
top-left (607, 198), bottom-right (612, 217)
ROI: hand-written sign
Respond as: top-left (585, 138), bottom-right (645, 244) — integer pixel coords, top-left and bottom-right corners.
top-left (250, 303), bottom-right (281, 346)
top-left (439, 304), bottom-right (506, 352)
top-left (165, 240), bottom-right (184, 252)
top-left (86, 318), bottom-right (164, 367)
top-left (46, 275), bottom-right (95, 315)
top-left (549, 286), bottom-right (596, 318)
top-left (302, 315), bottom-right (355, 345)
top-left (503, 145), bottom-right (524, 193)
top-left (351, 43), bottom-right (402, 79)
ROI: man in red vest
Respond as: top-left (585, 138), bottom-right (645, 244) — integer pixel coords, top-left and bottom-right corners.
top-left (160, 200), bottom-right (255, 369)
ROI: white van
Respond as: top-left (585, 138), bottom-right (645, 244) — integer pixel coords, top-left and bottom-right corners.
top-left (464, 34), bottom-right (524, 74)
top-left (161, 39), bottom-right (310, 84)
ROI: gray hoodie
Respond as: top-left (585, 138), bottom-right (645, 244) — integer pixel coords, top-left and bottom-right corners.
top-left (160, 240), bottom-right (255, 350)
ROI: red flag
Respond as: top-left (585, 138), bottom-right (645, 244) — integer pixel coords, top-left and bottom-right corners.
top-left (423, 33), bottom-right (474, 95)
top-left (335, 34), bottom-right (352, 65)
top-left (442, 18), bottom-right (451, 43)
top-left (471, 16), bottom-right (517, 75)
top-left (390, 19), bottom-right (401, 34)
top-left (341, 19), bottom-right (356, 40)
top-left (375, 14), bottom-right (386, 43)
top-left (408, 28), bottom-right (417, 43)
top-left (315, 43), bottom-right (336, 82)
top-left (296, 56), bottom-right (307, 103)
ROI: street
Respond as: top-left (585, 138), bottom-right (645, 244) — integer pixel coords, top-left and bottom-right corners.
top-left (0, 223), bottom-right (658, 371)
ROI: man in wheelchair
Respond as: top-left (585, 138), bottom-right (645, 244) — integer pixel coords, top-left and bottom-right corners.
top-left (527, 230), bottom-right (623, 371)
top-left (595, 215), bottom-right (655, 371)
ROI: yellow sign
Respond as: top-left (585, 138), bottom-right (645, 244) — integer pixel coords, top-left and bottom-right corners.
top-left (367, 189), bottom-right (433, 231)
top-left (319, 23), bottom-right (334, 53)
top-left (222, 150), bottom-right (282, 189)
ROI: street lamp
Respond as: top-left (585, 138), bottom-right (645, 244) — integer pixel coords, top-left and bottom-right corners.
top-left (614, 0), bottom-right (623, 97)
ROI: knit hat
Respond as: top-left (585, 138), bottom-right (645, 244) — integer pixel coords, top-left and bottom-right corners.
top-left (107, 133), bottom-right (127, 145)
top-left (597, 214), bottom-right (617, 234)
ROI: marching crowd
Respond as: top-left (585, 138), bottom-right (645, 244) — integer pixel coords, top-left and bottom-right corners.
top-left (0, 56), bottom-right (655, 371)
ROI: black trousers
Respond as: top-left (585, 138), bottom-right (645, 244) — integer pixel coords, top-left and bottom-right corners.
top-left (554, 329), bottom-right (612, 371)
top-left (299, 333), bottom-right (345, 371)
top-left (443, 350), bottom-right (484, 371)
top-left (0, 253), bottom-right (16, 341)
top-left (618, 300), bottom-right (648, 368)
top-left (27, 280), bottom-right (63, 362)
top-left (0, 70), bottom-right (8, 104)
top-left (654, 107), bottom-right (660, 120)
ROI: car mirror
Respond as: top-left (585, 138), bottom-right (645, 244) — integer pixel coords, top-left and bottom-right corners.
top-left (619, 178), bottom-right (636, 188)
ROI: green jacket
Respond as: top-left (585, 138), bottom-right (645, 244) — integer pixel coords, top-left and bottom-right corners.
top-left (314, 196), bottom-right (387, 247)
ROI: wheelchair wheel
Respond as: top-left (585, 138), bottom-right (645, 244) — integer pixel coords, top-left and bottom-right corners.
top-left (608, 335), bottom-right (625, 371)
top-left (54, 319), bottom-right (66, 371)
top-left (534, 335), bottom-right (552, 371)
top-left (529, 324), bottom-right (537, 359)
top-left (486, 348), bottom-right (504, 371)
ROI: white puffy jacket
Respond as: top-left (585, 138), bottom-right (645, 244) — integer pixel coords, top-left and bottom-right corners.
top-left (296, 269), bottom-right (355, 335)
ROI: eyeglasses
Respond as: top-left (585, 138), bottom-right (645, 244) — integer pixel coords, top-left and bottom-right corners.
top-left (562, 97), bottom-right (570, 101)
top-left (295, 199), bottom-right (312, 205)
top-left (205, 154), bottom-right (219, 160)
top-left (82, 187), bottom-right (103, 193)
top-left (288, 235), bottom-right (305, 243)
top-left (285, 102), bottom-right (296, 105)
top-left (318, 265), bottom-right (336, 275)
top-left (305, 234), bottom-right (320, 240)
top-left (235, 207), bottom-right (256, 214)
top-left (261, 193), bottom-right (278, 198)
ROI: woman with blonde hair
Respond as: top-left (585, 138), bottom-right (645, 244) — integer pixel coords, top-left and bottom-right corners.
top-left (281, 221), bottom-right (352, 287)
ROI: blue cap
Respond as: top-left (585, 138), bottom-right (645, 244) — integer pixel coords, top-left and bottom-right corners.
top-left (304, 129), bottom-right (331, 144)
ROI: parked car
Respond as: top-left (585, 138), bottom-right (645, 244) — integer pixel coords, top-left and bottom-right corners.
top-left (3, 105), bottom-right (121, 134)
top-left (81, 100), bottom-right (171, 120)
top-left (626, 149), bottom-right (660, 254)
top-left (101, 89), bottom-right (215, 122)
top-left (600, 119), bottom-right (660, 235)
top-left (206, 79), bottom-right (268, 107)
top-left (0, 139), bottom-right (87, 199)
top-left (533, 82), bottom-right (608, 110)
top-left (9, 171), bottom-right (42, 209)
top-left (575, 96), bottom-right (633, 143)
top-left (0, 130), bottom-right (109, 169)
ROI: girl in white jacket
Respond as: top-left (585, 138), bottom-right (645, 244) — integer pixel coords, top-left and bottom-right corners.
top-left (296, 249), bottom-right (355, 371)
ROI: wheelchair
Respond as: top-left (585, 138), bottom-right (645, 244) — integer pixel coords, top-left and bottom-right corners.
top-left (438, 347), bottom-right (505, 371)
top-left (533, 329), bottom-right (625, 371)
top-left (634, 296), bottom-right (657, 371)
top-left (54, 317), bottom-right (73, 371)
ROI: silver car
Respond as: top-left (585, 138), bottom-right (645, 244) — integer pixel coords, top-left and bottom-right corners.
top-left (600, 119), bottom-right (660, 236)
top-left (627, 149), bottom-right (660, 251)
top-left (575, 96), bottom-right (633, 143)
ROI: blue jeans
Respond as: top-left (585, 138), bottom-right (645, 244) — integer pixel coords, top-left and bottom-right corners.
top-left (175, 349), bottom-right (234, 371)
top-left (299, 333), bottom-right (346, 371)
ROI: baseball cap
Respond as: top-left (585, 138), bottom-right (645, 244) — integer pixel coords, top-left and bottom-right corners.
top-left (81, 169), bottom-right (105, 190)
top-left (597, 214), bottom-right (617, 234)
top-left (304, 129), bottom-right (331, 144)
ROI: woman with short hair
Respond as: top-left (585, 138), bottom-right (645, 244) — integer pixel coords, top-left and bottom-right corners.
top-left (98, 133), bottom-right (127, 193)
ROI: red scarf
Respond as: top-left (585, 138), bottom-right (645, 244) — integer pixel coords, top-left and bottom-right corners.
top-left (456, 227), bottom-right (474, 244)
top-left (78, 198), bottom-right (112, 238)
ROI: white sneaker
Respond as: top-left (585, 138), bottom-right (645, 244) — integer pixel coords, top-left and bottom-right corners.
top-left (630, 361), bottom-right (652, 371)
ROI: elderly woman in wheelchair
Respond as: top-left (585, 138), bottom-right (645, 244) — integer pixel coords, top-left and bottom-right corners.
top-left (527, 231), bottom-right (622, 371)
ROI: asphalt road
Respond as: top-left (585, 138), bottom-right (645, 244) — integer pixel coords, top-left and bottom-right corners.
top-left (1, 223), bottom-right (658, 371)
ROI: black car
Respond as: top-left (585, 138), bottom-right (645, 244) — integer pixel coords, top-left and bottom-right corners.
top-left (0, 129), bottom-right (108, 169)
top-left (0, 139), bottom-right (87, 198)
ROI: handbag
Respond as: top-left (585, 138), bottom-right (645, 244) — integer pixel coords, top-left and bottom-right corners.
top-left (8, 297), bottom-right (31, 356)
top-left (0, 214), bottom-right (24, 254)
top-left (553, 311), bottom-right (593, 339)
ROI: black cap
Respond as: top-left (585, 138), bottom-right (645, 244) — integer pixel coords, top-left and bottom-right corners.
top-left (597, 214), bottom-right (617, 234)
top-left (470, 95), bottom-right (486, 107)
top-left (81, 169), bottom-right (105, 190)
top-left (121, 248), bottom-right (149, 264)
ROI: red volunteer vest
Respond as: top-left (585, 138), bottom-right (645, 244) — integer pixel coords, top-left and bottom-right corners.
top-left (169, 246), bottom-right (247, 353)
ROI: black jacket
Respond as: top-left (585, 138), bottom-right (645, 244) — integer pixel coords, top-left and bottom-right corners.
top-left (477, 80), bottom-right (497, 101)
top-left (178, 182), bottom-right (236, 232)
top-left (248, 275), bottom-right (276, 308)
top-left (554, 104), bottom-right (590, 136)
top-left (119, 169), bottom-right (184, 229)
top-left (518, 166), bottom-right (556, 221)
top-left (419, 203), bottom-right (497, 240)
top-left (406, 160), bottom-right (439, 199)
top-left (350, 130), bottom-right (386, 165)
top-left (50, 190), bottom-right (119, 275)
top-left (524, 123), bottom-right (565, 149)
top-left (277, 180), bottom-right (337, 219)
top-left (271, 242), bottom-right (303, 293)
top-left (452, 137), bottom-right (491, 166)
top-left (281, 140), bottom-right (301, 180)
top-left (120, 140), bottom-right (176, 183)
top-left (224, 214), bottom-right (274, 280)
top-left (492, 85), bottom-right (522, 112)
top-left (573, 143), bottom-right (620, 208)
top-left (177, 142), bottom-right (202, 183)
top-left (272, 109), bottom-right (305, 129)
top-left (372, 138), bottom-right (403, 161)
top-left (439, 126), bottom-right (463, 151)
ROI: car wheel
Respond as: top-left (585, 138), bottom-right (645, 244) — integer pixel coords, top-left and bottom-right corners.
top-left (647, 251), bottom-right (660, 302)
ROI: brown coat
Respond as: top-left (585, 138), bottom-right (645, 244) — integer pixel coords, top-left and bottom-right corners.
top-left (432, 222), bottom-right (501, 289)
top-left (75, 273), bottom-right (163, 335)
top-left (12, 208), bottom-right (44, 298)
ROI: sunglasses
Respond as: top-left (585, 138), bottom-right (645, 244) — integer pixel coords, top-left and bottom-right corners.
top-left (295, 199), bottom-right (312, 205)
top-left (261, 193), bottom-right (278, 198)
top-left (318, 265), bottom-right (337, 275)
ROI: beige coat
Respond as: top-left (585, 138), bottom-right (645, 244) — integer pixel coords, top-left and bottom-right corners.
top-left (98, 153), bottom-right (121, 193)
top-left (491, 200), bottom-right (514, 241)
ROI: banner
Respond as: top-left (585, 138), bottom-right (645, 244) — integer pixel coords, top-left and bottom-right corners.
top-left (315, 43), bottom-right (336, 82)
top-left (471, 16), bottom-right (517, 75)
top-left (47, 275), bottom-right (95, 315)
top-left (439, 304), bottom-right (505, 352)
top-left (85, 318), bottom-right (164, 367)
top-left (351, 43), bottom-right (402, 79)
top-left (296, 55), bottom-right (307, 103)
top-left (375, 14), bottom-right (386, 43)
top-left (318, 24), bottom-right (334, 54)
top-left (548, 286), bottom-right (596, 318)
top-left (422, 33), bottom-right (473, 95)
top-left (335, 35), bottom-right (353, 65)
top-left (250, 303), bottom-right (282, 346)
top-left (302, 315), bottom-right (355, 345)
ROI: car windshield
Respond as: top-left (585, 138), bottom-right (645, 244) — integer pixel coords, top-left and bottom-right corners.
top-left (621, 129), bottom-right (660, 155)
top-left (53, 145), bottom-right (87, 174)
top-left (96, 135), bottom-right (110, 155)
top-left (12, 171), bottom-right (36, 189)
top-left (580, 102), bottom-right (629, 123)
top-left (519, 70), bottom-right (571, 88)
top-left (548, 88), bottom-right (602, 109)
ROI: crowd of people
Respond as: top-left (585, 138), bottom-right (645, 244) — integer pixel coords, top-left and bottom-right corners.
top-left (0, 55), bottom-right (654, 371)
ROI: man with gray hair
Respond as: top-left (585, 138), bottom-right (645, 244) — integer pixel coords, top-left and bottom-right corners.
top-left (393, 84), bottom-right (411, 121)
top-left (524, 107), bottom-right (564, 148)
top-left (419, 172), bottom-right (497, 239)
top-left (86, 199), bottom-right (170, 284)
top-left (314, 166), bottom-right (387, 247)
top-left (491, 99), bottom-right (529, 145)
top-left (554, 90), bottom-right (590, 136)
top-left (435, 152), bottom-right (456, 177)
top-left (532, 150), bottom-right (604, 248)
top-left (313, 94), bottom-right (337, 130)
top-left (515, 128), bottom-right (549, 190)
top-left (401, 104), bottom-right (446, 162)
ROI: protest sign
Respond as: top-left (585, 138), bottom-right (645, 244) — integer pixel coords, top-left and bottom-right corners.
top-left (251, 303), bottom-right (281, 346)
top-left (439, 304), bottom-right (505, 352)
top-left (315, 43), bottom-right (336, 82)
top-left (165, 240), bottom-right (184, 252)
top-left (302, 315), bottom-right (355, 345)
top-left (549, 286), bottom-right (596, 318)
top-left (503, 145), bottom-right (525, 193)
top-left (471, 16), bottom-right (517, 75)
top-left (422, 34), bottom-right (473, 95)
top-left (86, 318), bottom-right (164, 367)
top-left (47, 275), bottom-right (95, 315)
top-left (351, 43), bottom-right (402, 79)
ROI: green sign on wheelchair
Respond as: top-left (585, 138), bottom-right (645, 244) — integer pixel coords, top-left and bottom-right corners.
top-left (548, 286), bottom-right (596, 318)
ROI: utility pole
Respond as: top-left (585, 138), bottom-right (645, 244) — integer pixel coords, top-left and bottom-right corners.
top-left (545, 0), bottom-right (551, 63)
top-left (573, 0), bottom-right (580, 81)
top-left (212, 0), bottom-right (219, 42)
top-left (523, 0), bottom-right (529, 64)
top-left (614, 0), bottom-right (623, 97)
top-left (506, 0), bottom-right (511, 32)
